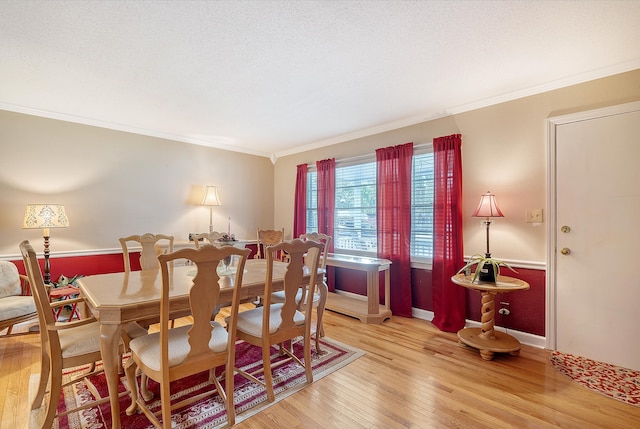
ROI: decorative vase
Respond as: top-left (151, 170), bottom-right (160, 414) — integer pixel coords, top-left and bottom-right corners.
top-left (478, 262), bottom-right (496, 282)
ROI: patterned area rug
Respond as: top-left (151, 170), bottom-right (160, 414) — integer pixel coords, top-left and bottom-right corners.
top-left (32, 337), bottom-right (363, 428)
top-left (550, 351), bottom-right (640, 406)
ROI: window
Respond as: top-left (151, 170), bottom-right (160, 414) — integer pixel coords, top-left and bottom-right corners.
top-left (411, 150), bottom-right (434, 260)
top-left (306, 172), bottom-right (318, 233)
top-left (305, 148), bottom-right (434, 260)
top-left (334, 161), bottom-right (377, 253)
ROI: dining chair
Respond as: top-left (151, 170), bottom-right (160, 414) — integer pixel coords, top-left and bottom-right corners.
top-left (119, 232), bottom-right (180, 325)
top-left (255, 227), bottom-right (285, 260)
top-left (124, 244), bottom-right (251, 429)
top-left (0, 260), bottom-right (37, 335)
top-left (19, 240), bottom-right (129, 429)
top-left (234, 238), bottom-right (323, 402)
top-left (270, 232), bottom-right (332, 352)
top-left (119, 233), bottom-right (174, 272)
top-left (193, 232), bottom-right (256, 306)
top-left (119, 233), bottom-right (176, 394)
top-left (192, 231), bottom-right (225, 249)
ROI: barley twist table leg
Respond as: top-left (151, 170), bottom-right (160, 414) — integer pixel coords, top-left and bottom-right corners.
top-left (479, 291), bottom-right (496, 340)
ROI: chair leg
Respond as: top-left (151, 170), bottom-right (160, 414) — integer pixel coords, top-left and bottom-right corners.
top-left (42, 358), bottom-right (63, 429)
top-left (31, 343), bottom-right (50, 410)
top-left (140, 373), bottom-right (153, 401)
top-left (224, 364), bottom-right (236, 426)
top-left (160, 380), bottom-right (172, 429)
top-left (262, 344), bottom-right (275, 402)
top-left (314, 324), bottom-right (322, 353)
top-left (303, 335), bottom-right (313, 384)
top-left (124, 357), bottom-right (139, 416)
top-left (313, 281), bottom-right (328, 353)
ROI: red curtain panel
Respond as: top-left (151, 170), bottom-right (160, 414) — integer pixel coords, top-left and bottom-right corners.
top-left (376, 142), bottom-right (413, 317)
top-left (431, 134), bottom-right (466, 332)
top-left (293, 163), bottom-right (308, 238)
top-left (316, 158), bottom-right (336, 291)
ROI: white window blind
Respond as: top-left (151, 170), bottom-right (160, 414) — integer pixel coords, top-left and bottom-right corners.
top-left (334, 162), bottom-right (377, 253)
top-left (411, 151), bottom-right (434, 259)
top-left (306, 171), bottom-right (318, 233)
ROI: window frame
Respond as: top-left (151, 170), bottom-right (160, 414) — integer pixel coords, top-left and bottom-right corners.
top-left (304, 145), bottom-right (434, 267)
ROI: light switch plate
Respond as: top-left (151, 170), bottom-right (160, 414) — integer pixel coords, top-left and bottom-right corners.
top-left (526, 209), bottom-right (543, 223)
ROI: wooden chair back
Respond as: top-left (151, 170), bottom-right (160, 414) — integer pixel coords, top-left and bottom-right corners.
top-left (255, 227), bottom-right (285, 259)
top-left (21, 243), bottom-right (61, 336)
top-left (119, 233), bottom-right (174, 272)
top-left (297, 233), bottom-right (332, 351)
top-left (192, 231), bottom-right (225, 249)
top-left (160, 245), bottom-right (250, 369)
top-left (299, 232), bottom-right (332, 271)
top-left (263, 239), bottom-right (323, 337)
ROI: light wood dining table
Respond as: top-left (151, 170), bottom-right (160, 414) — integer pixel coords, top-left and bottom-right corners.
top-left (78, 259), bottom-right (320, 429)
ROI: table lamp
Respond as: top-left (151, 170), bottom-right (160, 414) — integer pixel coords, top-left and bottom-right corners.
top-left (22, 204), bottom-right (70, 284)
top-left (201, 185), bottom-right (222, 233)
top-left (472, 191), bottom-right (503, 258)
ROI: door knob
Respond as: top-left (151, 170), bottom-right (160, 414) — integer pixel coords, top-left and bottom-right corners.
top-left (560, 247), bottom-right (571, 255)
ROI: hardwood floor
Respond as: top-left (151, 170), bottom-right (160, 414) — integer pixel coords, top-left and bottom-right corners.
top-left (2, 310), bottom-right (639, 428)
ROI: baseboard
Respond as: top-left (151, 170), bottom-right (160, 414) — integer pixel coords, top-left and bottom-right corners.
top-left (331, 289), bottom-right (367, 301)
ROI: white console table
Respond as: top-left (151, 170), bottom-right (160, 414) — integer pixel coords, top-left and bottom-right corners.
top-left (324, 253), bottom-right (392, 324)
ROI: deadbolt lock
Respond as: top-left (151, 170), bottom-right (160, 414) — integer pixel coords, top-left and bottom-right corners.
top-left (561, 225), bottom-right (571, 233)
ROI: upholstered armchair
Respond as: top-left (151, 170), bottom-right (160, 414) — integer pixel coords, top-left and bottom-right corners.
top-left (0, 260), bottom-right (37, 335)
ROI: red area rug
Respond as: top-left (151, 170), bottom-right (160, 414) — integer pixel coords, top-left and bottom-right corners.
top-left (47, 337), bottom-right (363, 428)
top-left (550, 351), bottom-right (640, 406)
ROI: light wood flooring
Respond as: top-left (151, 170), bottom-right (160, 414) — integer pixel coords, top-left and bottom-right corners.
top-left (2, 309), bottom-right (639, 428)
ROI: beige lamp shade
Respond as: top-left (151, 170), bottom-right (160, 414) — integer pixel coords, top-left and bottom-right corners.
top-left (22, 204), bottom-right (69, 284)
top-left (23, 204), bottom-right (70, 234)
top-left (201, 186), bottom-right (221, 233)
top-left (201, 186), bottom-right (222, 206)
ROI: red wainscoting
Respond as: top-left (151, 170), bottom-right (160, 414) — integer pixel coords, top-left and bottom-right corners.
top-left (490, 268), bottom-right (546, 336)
top-left (334, 265), bottom-right (545, 337)
top-left (9, 248), bottom-right (545, 337)
top-left (9, 244), bottom-right (260, 285)
top-left (10, 252), bottom-right (140, 282)
top-left (410, 267), bottom-right (546, 336)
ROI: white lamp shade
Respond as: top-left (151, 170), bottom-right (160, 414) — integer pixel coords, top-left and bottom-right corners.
top-left (472, 192), bottom-right (504, 218)
top-left (23, 204), bottom-right (70, 229)
top-left (201, 186), bottom-right (222, 206)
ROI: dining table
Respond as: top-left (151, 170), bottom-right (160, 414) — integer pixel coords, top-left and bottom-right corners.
top-left (78, 258), bottom-right (320, 429)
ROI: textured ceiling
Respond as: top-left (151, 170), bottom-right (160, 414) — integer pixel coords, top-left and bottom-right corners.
top-left (1, 1), bottom-right (639, 160)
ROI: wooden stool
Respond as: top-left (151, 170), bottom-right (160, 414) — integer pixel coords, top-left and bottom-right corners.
top-left (49, 286), bottom-right (81, 321)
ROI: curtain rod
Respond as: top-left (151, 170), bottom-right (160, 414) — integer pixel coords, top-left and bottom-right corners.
top-left (306, 141), bottom-right (432, 167)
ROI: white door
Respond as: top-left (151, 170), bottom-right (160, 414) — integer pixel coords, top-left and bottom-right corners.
top-left (549, 102), bottom-right (640, 371)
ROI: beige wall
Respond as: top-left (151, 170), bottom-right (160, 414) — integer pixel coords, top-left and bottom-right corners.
top-left (274, 69), bottom-right (640, 265)
top-left (0, 110), bottom-right (274, 257)
top-left (2, 70), bottom-right (638, 262)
